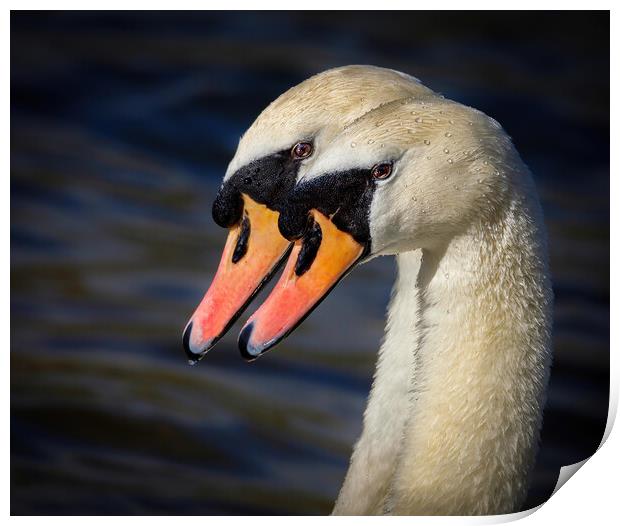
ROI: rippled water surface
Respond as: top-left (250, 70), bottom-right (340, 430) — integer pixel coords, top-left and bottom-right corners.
top-left (11, 12), bottom-right (609, 515)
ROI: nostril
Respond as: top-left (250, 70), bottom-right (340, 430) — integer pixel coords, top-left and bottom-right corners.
top-left (295, 220), bottom-right (322, 276)
top-left (231, 214), bottom-right (251, 263)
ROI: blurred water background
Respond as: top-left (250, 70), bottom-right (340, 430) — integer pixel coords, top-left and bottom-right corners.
top-left (11, 11), bottom-right (609, 515)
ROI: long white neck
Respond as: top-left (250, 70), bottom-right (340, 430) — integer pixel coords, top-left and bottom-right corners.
top-left (333, 250), bottom-right (422, 515)
top-left (334, 177), bottom-right (552, 516)
top-left (388, 183), bottom-right (552, 515)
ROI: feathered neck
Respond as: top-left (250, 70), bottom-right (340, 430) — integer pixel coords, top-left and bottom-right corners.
top-left (335, 178), bottom-right (552, 515)
top-left (388, 185), bottom-right (552, 515)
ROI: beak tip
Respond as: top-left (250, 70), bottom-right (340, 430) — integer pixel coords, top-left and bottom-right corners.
top-left (238, 323), bottom-right (261, 362)
top-left (183, 321), bottom-right (209, 363)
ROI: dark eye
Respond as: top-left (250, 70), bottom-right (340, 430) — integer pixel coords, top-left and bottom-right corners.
top-left (291, 142), bottom-right (313, 159)
top-left (371, 162), bottom-right (393, 180)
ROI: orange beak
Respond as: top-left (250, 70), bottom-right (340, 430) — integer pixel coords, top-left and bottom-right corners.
top-left (183, 195), bottom-right (291, 361)
top-left (238, 210), bottom-right (366, 360)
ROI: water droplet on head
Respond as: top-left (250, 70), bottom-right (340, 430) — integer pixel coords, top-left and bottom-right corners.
top-left (351, 141), bottom-right (356, 148)
top-left (494, 170), bottom-right (500, 176)
top-left (453, 185), bottom-right (459, 190)
top-left (483, 160), bottom-right (488, 165)
top-left (449, 120), bottom-right (454, 124)
top-left (412, 196), bottom-right (417, 202)
top-left (367, 139), bottom-right (375, 144)
top-left (447, 158), bottom-right (453, 164)
top-left (415, 117), bottom-right (422, 123)
top-left (380, 143), bottom-right (385, 148)
top-left (427, 156), bottom-right (432, 160)
top-left (468, 121), bottom-right (473, 126)
top-left (424, 139), bottom-right (430, 145)
top-left (445, 132), bottom-right (452, 137)
top-left (477, 178), bottom-right (483, 183)
top-left (443, 148), bottom-right (449, 154)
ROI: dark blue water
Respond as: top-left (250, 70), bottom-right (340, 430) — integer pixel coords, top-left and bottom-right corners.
top-left (11, 11), bottom-right (609, 515)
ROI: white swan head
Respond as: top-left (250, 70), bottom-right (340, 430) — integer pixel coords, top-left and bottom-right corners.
top-left (298, 96), bottom-right (516, 256)
top-left (239, 95), bottom-right (524, 358)
top-left (224, 65), bottom-right (427, 179)
top-left (183, 66), bottom-right (431, 360)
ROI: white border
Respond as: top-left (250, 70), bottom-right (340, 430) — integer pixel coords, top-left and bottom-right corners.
top-left (5, 4), bottom-right (615, 523)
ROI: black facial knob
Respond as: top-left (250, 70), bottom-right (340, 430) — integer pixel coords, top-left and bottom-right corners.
top-left (212, 185), bottom-right (243, 228)
top-left (278, 203), bottom-right (312, 241)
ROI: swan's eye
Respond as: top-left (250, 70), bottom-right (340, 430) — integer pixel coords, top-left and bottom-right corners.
top-left (291, 142), bottom-right (313, 159)
top-left (371, 162), bottom-right (393, 180)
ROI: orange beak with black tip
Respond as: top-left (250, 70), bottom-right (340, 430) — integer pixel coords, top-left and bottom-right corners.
top-left (183, 195), bottom-right (291, 361)
top-left (238, 210), bottom-right (366, 360)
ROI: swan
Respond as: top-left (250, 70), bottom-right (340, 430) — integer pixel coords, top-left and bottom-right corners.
top-left (237, 92), bottom-right (553, 515)
top-left (183, 65), bottom-right (433, 359)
